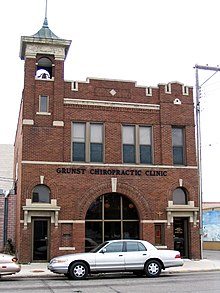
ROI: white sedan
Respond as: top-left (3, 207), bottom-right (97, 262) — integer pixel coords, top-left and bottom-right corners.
top-left (48, 239), bottom-right (183, 279)
top-left (0, 254), bottom-right (21, 277)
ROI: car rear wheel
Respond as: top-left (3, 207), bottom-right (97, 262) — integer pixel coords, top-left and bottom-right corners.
top-left (145, 260), bottom-right (161, 277)
top-left (69, 261), bottom-right (89, 280)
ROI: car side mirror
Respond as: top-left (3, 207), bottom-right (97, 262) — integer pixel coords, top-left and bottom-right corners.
top-left (101, 248), bottom-right (106, 254)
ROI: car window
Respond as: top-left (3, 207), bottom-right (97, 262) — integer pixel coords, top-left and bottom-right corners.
top-left (104, 242), bottom-right (124, 253)
top-left (126, 241), bottom-right (147, 252)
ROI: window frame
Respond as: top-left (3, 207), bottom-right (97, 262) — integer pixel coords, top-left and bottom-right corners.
top-left (122, 124), bottom-right (153, 164)
top-left (32, 184), bottom-right (51, 204)
top-left (172, 187), bottom-right (188, 205)
top-left (39, 95), bottom-right (49, 113)
top-left (72, 122), bottom-right (104, 163)
top-left (172, 127), bottom-right (186, 165)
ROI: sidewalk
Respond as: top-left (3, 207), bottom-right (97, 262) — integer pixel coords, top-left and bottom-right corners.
top-left (13, 250), bottom-right (220, 278)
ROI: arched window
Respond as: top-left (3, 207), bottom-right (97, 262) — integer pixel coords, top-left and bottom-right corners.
top-left (36, 57), bottom-right (53, 79)
top-left (32, 185), bottom-right (51, 203)
top-left (85, 193), bottom-right (139, 251)
top-left (173, 188), bottom-right (187, 205)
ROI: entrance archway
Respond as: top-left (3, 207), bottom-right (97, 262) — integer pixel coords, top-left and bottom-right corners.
top-left (85, 193), bottom-right (139, 251)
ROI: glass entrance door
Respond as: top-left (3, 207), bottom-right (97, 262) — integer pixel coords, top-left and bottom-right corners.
top-left (173, 217), bottom-right (189, 258)
top-left (33, 219), bottom-right (49, 261)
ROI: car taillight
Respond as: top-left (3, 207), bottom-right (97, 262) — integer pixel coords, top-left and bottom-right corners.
top-left (12, 257), bottom-right (18, 262)
top-left (175, 254), bottom-right (181, 259)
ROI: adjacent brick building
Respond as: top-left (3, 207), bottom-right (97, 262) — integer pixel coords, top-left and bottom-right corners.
top-left (14, 17), bottom-right (201, 262)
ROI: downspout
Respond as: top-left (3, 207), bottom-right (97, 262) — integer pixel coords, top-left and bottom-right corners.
top-left (3, 190), bottom-right (10, 246)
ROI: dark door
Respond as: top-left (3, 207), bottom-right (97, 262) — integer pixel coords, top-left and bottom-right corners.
top-left (173, 217), bottom-right (189, 258)
top-left (33, 219), bottom-right (49, 261)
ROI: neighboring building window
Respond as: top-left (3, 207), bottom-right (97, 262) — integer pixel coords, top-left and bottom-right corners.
top-left (172, 127), bottom-right (185, 165)
top-left (32, 185), bottom-right (51, 203)
top-left (123, 125), bottom-right (152, 164)
top-left (173, 188), bottom-right (187, 205)
top-left (39, 95), bottom-right (49, 113)
top-left (155, 224), bottom-right (165, 245)
top-left (72, 122), bottom-right (103, 162)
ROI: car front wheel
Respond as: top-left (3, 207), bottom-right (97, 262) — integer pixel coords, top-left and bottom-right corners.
top-left (145, 260), bottom-right (161, 277)
top-left (69, 261), bottom-right (89, 280)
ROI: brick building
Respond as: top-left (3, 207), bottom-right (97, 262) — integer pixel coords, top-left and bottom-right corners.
top-left (14, 17), bottom-right (200, 262)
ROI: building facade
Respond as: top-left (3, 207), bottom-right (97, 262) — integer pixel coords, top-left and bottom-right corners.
top-left (14, 18), bottom-right (200, 262)
top-left (0, 144), bottom-right (16, 252)
top-left (203, 202), bottom-right (220, 250)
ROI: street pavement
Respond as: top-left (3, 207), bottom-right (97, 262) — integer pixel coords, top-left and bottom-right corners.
top-left (12, 250), bottom-right (220, 278)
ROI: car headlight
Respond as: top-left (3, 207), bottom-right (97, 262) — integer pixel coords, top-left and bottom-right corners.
top-left (51, 258), bottom-right (68, 264)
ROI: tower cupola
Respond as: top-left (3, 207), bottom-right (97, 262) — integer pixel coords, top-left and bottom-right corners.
top-left (19, 13), bottom-right (71, 62)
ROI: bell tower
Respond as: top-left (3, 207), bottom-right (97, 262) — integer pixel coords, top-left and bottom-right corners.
top-left (19, 2), bottom-right (71, 161)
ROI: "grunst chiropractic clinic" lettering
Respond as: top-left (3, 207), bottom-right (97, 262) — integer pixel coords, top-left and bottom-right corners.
top-left (56, 168), bottom-right (167, 177)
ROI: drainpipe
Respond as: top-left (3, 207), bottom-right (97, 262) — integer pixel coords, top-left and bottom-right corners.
top-left (3, 190), bottom-right (10, 246)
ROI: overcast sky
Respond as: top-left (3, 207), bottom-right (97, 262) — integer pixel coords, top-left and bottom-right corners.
top-left (1, 0), bottom-right (220, 202)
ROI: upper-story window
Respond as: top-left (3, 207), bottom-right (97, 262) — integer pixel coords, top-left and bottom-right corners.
top-left (32, 185), bottom-right (51, 203)
top-left (172, 187), bottom-right (187, 205)
top-left (39, 95), bottom-right (49, 113)
top-left (36, 57), bottom-right (53, 79)
top-left (72, 122), bottom-right (103, 162)
top-left (172, 127), bottom-right (185, 165)
top-left (122, 125), bottom-right (152, 164)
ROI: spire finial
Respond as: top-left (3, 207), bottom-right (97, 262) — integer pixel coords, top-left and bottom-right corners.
top-left (43, 0), bottom-right (48, 28)
top-left (45, 0), bottom-right (48, 19)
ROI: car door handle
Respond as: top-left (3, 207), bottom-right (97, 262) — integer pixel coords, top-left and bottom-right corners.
top-left (143, 253), bottom-right (147, 256)
top-left (118, 254), bottom-right (123, 257)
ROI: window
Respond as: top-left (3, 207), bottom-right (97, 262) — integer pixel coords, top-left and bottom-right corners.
top-left (123, 125), bottom-right (152, 164)
top-left (139, 126), bottom-right (152, 164)
top-left (126, 241), bottom-right (146, 252)
top-left (104, 242), bottom-right (124, 253)
top-left (155, 224), bottom-right (165, 246)
top-left (32, 185), bottom-right (51, 203)
top-left (72, 123), bottom-right (85, 161)
top-left (90, 124), bottom-right (103, 162)
top-left (123, 125), bottom-right (135, 163)
top-left (172, 127), bottom-right (185, 165)
top-left (39, 95), bottom-right (49, 113)
top-left (72, 122), bottom-right (103, 162)
top-left (85, 193), bottom-right (139, 248)
top-left (173, 188), bottom-right (187, 205)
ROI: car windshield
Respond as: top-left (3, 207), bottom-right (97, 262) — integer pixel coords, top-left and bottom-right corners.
top-left (90, 241), bottom-right (109, 253)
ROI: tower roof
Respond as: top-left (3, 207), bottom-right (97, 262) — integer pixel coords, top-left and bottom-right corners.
top-left (32, 17), bottom-right (60, 39)
top-left (19, 16), bottom-right (72, 60)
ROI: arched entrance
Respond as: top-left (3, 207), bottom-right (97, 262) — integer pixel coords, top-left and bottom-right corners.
top-left (85, 193), bottom-right (139, 251)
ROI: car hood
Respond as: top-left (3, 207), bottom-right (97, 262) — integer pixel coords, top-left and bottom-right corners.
top-left (50, 252), bottom-right (94, 262)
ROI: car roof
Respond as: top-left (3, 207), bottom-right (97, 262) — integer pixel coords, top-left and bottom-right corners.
top-left (107, 239), bottom-right (147, 243)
